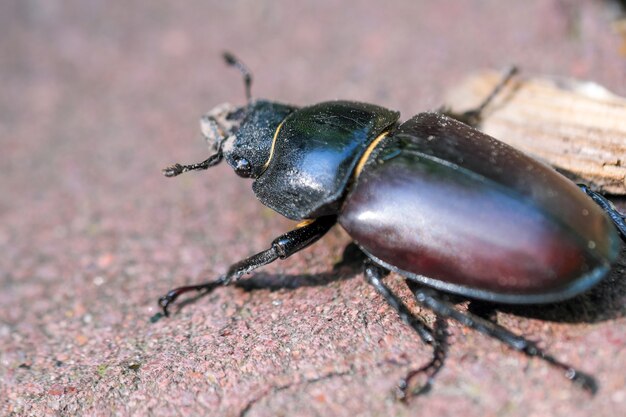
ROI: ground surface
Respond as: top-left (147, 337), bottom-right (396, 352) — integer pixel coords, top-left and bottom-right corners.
top-left (2, 1), bottom-right (626, 416)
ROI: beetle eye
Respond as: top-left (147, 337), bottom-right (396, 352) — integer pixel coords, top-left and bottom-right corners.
top-left (233, 157), bottom-right (252, 178)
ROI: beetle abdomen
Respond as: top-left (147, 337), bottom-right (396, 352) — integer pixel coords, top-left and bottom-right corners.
top-left (339, 113), bottom-right (620, 303)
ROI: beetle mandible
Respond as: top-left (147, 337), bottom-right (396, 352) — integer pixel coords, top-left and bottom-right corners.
top-left (159, 53), bottom-right (626, 398)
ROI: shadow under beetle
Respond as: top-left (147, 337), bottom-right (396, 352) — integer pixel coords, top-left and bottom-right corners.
top-left (159, 53), bottom-right (626, 398)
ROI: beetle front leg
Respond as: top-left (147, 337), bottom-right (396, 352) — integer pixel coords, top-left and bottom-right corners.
top-left (364, 262), bottom-right (448, 400)
top-left (406, 283), bottom-right (598, 394)
top-left (158, 216), bottom-right (336, 316)
top-left (578, 184), bottom-right (626, 241)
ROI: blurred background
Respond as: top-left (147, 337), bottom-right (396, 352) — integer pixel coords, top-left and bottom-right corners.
top-left (1, 1), bottom-right (625, 416)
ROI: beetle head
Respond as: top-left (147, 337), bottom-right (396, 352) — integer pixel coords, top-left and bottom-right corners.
top-left (210, 100), bottom-right (296, 179)
top-left (163, 53), bottom-right (296, 180)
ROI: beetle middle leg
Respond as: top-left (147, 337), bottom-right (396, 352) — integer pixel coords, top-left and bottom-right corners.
top-left (158, 216), bottom-right (336, 316)
top-left (364, 262), bottom-right (449, 400)
top-left (406, 282), bottom-right (598, 394)
top-left (578, 184), bottom-right (626, 241)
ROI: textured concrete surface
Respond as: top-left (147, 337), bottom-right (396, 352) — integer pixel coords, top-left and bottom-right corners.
top-left (1, 1), bottom-right (626, 416)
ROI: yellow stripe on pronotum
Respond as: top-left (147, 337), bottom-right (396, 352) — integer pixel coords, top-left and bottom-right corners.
top-left (353, 130), bottom-right (390, 179)
top-left (261, 120), bottom-right (286, 172)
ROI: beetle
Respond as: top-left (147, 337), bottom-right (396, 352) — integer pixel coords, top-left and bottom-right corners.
top-left (158, 53), bottom-right (626, 398)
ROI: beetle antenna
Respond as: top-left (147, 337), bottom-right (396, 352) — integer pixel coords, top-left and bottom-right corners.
top-left (162, 139), bottom-right (225, 177)
top-left (223, 51), bottom-right (253, 104)
top-left (443, 65), bottom-right (519, 127)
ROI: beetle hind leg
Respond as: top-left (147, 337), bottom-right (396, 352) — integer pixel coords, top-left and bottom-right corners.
top-left (406, 282), bottom-right (598, 394)
top-left (578, 184), bottom-right (626, 241)
top-left (364, 262), bottom-right (449, 400)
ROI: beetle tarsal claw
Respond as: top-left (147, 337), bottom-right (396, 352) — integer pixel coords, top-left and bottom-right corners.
top-left (157, 277), bottom-right (228, 317)
top-left (396, 354), bottom-right (444, 401)
top-left (396, 376), bottom-right (433, 402)
top-left (158, 290), bottom-right (180, 316)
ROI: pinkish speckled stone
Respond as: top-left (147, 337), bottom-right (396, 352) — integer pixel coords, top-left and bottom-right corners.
top-left (1, 1), bottom-right (625, 416)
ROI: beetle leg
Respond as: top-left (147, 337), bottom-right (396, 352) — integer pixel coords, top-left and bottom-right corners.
top-left (407, 283), bottom-right (598, 394)
top-left (467, 300), bottom-right (498, 321)
top-left (578, 184), bottom-right (626, 241)
top-left (396, 315), bottom-right (448, 400)
top-left (364, 262), bottom-right (448, 400)
top-left (442, 66), bottom-right (519, 127)
top-left (158, 216), bottom-right (336, 316)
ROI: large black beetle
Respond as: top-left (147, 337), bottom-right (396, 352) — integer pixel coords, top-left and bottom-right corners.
top-left (159, 53), bottom-right (626, 397)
